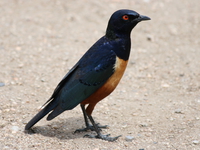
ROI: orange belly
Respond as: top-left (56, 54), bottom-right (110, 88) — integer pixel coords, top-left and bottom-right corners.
top-left (81, 57), bottom-right (128, 115)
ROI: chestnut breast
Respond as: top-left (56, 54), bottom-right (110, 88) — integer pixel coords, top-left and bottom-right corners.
top-left (81, 57), bottom-right (128, 105)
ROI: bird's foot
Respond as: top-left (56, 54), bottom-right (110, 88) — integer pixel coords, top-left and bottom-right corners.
top-left (74, 123), bottom-right (108, 133)
top-left (84, 133), bottom-right (121, 142)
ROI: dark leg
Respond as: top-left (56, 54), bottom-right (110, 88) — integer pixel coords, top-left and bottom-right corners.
top-left (84, 115), bottom-right (121, 141)
top-left (75, 104), bottom-right (121, 141)
top-left (74, 104), bottom-right (108, 133)
top-left (81, 104), bottom-right (90, 128)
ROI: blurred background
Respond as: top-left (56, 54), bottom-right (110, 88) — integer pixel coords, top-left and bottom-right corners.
top-left (0, 0), bottom-right (199, 149)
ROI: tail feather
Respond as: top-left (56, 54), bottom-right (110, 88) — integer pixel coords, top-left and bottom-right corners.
top-left (25, 100), bottom-right (57, 130)
top-left (47, 105), bottom-right (64, 121)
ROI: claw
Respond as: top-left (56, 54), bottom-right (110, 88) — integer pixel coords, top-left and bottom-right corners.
top-left (96, 123), bottom-right (109, 129)
top-left (74, 127), bottom-right (90, 133)
top-left (84, 133), bottom-right (121, 142)
top-left (78, 105), bottom-right (119, 141)
top-left (74, 123), bottom-right (108, 133)
top-left (83, 134), bottom-right (96, 138)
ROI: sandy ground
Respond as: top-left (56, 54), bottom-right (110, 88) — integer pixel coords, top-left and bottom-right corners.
top-left (0, 0), bottom-right (200, 149)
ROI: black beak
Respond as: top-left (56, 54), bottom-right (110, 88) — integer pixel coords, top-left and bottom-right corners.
top-left (138, 15), bottom-right (151, 21)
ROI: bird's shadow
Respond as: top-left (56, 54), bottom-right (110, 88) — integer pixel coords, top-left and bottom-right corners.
top-left (25, 116), bottom-right (95, 140)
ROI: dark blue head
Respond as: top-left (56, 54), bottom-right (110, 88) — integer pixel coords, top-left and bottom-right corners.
top-left (106, 9), bottom-right (150, 38)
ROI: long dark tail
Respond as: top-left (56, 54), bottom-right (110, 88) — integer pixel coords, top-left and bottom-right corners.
top-left (46, 104), bottom-right (64, 121)
top-left (25, 99), bottom-right (58, 130)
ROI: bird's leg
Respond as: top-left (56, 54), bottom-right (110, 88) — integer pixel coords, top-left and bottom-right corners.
top-left (84, 115), bottom-right (121, 142)
top-left (81, 104), bottom-right (90, 128)
top-left (74, 104), bottom-right (107, 133)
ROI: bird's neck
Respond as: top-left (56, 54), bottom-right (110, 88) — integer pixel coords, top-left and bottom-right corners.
top-left (104, 32), bottom-right (131, 61)
top-left (106, 29), bottom-right (131, 40)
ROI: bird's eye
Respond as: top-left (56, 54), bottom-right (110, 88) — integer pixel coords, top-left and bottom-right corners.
top-left (122, 15), bottom-right (129, 21)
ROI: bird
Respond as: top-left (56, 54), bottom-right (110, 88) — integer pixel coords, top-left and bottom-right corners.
top-left (25, 9), bottom-right (150, 141)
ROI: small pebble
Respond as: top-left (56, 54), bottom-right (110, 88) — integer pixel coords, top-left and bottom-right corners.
top-left (51, 124), bottom-right (59, 129)
top-left (179, 73), bottom-right (184, 77)
top-left (41, 79), bottom-right (45, 82)
top-left (11, 126), bottom-right (19, 133)
top-left (192, 140), bottom-right (199, 145)
top-left (195, 117), bottom-right (199, 120)
top-left (139, 123), bottom-right (148, 127)
top-left (125, 135), bottom-right (134, 142)
top-left (174, 109), bottom-right (183, 114)
top-left (18, 63), bottom-right (24, 68)
top-left (0, 82), bottom-right (5, 87)
top-left (146, 34), bottom-right (153, 41)
top-left (4, 146), bottom-right (9, 149)
top-left (161, 83), bottom-right (170, 88)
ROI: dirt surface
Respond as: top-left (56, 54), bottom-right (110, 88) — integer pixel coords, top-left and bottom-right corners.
top-left (0, 0), bottom-right (200, 149)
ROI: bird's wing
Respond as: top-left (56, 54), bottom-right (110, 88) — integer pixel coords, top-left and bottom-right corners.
top-left (56, 48), bottom-right (116, 110)
top-left (46, 42), bottom-right (117, 120)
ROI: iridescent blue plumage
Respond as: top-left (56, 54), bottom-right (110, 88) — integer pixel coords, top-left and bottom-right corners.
top-left (25, 9), bottom-right (150, 141)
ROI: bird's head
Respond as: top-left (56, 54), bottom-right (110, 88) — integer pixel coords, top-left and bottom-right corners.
top-left (106, 9), bottom-right (150, 39)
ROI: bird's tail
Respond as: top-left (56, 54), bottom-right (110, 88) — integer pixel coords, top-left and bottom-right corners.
top-left (46, 104), bottom-right (64, 121)
top-left (25, 99), bottom-right (58, 130)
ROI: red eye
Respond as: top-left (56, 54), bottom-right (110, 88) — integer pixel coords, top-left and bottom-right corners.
top-left (122, 15), bottom-right (129, 20)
